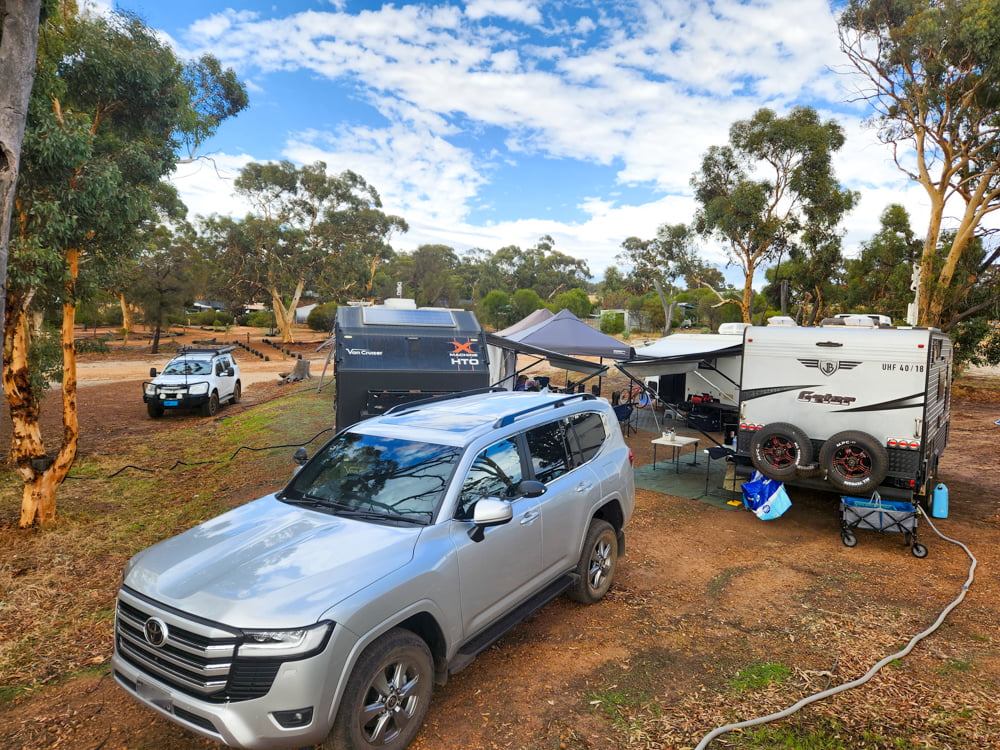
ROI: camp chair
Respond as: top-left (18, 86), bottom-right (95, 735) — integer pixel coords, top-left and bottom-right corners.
top-left (612, 402), bottom-right (636, 436)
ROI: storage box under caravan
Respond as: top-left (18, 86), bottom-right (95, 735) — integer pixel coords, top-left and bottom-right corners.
top-left (736, 319), bottom-right (953, 502)
top-left (334, 302), bottom-right (490, 431)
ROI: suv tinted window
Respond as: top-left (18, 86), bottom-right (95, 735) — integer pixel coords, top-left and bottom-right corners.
top-left (567, 411), bottom-right (606, 464)
top-left (457, 438), bottom-right (524, 519)
top-left (525, 420), bottom-right (570, 483)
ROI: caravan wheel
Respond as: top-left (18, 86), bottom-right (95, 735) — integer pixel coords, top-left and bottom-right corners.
top-left (749, 422), bottom-right (813, 481)
top-left (819, 430), bottom-right (888, 495)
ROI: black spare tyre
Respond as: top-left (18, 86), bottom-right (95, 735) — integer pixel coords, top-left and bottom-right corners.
top-left (749, 422), bottom-right (813, 481)
top-left (819, 430), bottom-right (888, 495)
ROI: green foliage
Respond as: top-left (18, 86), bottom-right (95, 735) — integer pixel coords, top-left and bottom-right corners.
top-left (691, 107), bottom-right (857, 321)
top-left (599, 311), bottom-right (625, 335)
top-left (551, 288), bottom-right (592, 318)
top-left (27, 327), bottom-right (63, 396)
top-left (479, 290), bottom-right (512, 329)
top-left (511, 288), bottom-right (545, 320)
top-left (74, 335), bottom-right (111, 354)
top-left (306, 302), bottom-right (339, 332)
top-left (729, 661), bottom-right (792, 693)
top-left (244, 310), bottom-right (274, 328)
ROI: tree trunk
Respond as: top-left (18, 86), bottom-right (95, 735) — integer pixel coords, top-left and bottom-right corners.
top-left (5, 248), bottom-right (81, 527)
top-left (119, 292), bottom-right (133, 338)
top-left (269, 278), bottom-right (305, 344)
top-left (652, 278), bottom-right (672, 335)
top-left (0, 0), bottom-right (43, 359)
top-left (279, 358), bottom-right (312, 383)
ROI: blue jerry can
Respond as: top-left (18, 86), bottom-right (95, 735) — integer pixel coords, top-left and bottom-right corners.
top-left (931, 483), bottom-right (949, 519)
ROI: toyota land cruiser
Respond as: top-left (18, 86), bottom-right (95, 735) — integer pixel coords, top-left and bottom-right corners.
top-left (112, 389), bottom-right (635, 749)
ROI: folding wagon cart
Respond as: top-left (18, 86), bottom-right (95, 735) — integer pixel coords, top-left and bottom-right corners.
top-left (840, 494), bottom-right (928, 558)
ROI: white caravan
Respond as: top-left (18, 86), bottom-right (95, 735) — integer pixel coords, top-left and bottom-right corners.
top-left (736, 318), bottom-right (953, 502)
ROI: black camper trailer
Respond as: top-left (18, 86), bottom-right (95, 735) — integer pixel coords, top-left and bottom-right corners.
top-left (334, 303), bottom-right (490, 431)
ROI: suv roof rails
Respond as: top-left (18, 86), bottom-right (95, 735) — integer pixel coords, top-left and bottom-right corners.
top-left (383, 387), bottom-right (506, 416)
top-left (177, 346), bottom-right (236, 355)
top-left (493, 392), bottom-right (596, 428)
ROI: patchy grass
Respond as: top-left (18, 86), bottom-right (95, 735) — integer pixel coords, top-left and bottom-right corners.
top-left (0, 387), bottom-right (333, 705)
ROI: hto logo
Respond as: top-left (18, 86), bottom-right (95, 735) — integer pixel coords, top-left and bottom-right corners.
top-left (450, 339), bottom-right (479, 367)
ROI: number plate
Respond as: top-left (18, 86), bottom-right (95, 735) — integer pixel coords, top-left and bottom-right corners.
top-left (136, 678), bottom-right (173, 712)
top-left (164, 400), bottom-right (179, 406)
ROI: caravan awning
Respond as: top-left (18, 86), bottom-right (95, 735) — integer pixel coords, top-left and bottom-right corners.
top-left (617, 334), bottom-right (743, 380)
top-left (485, 333), bottom-right (608, 377)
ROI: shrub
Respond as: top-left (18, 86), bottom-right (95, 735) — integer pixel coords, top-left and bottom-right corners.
top-left (306, 302), bottom-right (339, 332)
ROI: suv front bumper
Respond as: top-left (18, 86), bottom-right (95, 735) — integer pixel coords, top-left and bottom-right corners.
top-left (112, 625), bottom-right (358, 749)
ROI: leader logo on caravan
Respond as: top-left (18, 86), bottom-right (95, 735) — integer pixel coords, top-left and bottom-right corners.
top-left (450, 339), bottom-right (479, 367)
top-left (347, 348), bottom-right (383, 356)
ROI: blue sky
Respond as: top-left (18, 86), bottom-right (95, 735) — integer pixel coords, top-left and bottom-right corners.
top-left (96, 0), bottom-right (940, 283)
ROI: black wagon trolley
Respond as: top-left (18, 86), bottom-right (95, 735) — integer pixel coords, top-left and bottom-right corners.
top-left (840, 494), bottom-right (928, 558)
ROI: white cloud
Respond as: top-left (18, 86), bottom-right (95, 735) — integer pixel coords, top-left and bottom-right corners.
top-left (163, 0), bottom-right (944, 281)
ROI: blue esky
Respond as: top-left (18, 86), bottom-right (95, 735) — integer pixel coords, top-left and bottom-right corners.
top-left (94, 0), bottom-right (942, 283)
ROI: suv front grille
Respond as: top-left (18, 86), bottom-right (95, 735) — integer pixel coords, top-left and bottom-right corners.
top-left (115, 591), bottom-right (278, 702)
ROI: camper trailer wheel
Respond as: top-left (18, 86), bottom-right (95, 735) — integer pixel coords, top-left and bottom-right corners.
top-left (912, 542), bottom-right (928, 558)
top-left (819, 430), bottom-right (888, 495)
top-left (749, 422), bottom-right (813, 481)
top-left (841, 530), bottom-right (857, 547)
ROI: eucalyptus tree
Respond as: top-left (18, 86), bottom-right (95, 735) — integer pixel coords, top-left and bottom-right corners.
top-left (619, 224), bottom-right (697, 334)
top-left (0, 0), bottom-right (42, 360)
top-left (408, 243), bottom-right (460, 307)
top-left (4, 9), bottom-right (244, 527)
top-left (227, 160), bottom-right (407, 342)
top-left (489, 235), bottom-right (591, 301)
top-left (691, 106), bottom-right (858, 323)
top-left (839, 0), bottom-right (1000, 328)
top-left (843, 204), bottom-right (924, 321)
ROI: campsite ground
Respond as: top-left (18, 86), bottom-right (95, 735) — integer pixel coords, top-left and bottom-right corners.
top-left (0, 327), bottom-right (998, 749)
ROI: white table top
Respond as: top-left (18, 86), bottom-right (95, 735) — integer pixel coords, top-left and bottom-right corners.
top-left (651, 435), bottom-right (700, 447)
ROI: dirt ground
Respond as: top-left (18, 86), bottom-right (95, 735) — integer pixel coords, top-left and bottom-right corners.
top-left (1, 329), bottom-right (999, 749)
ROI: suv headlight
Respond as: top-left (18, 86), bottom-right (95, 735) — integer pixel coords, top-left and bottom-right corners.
top-left (144, 383), bottom-right (157, 396)
top-left (238, 622), bottom-right (333, 658)
top-left (188, 382), bottom-right (209, 396)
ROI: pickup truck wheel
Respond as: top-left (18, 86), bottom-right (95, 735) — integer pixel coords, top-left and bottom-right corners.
top-left (567, 520), bottom-right (617, 604)
top-left (200, 392), bottom-right (220, 417)
top-left (328, 628), bottom-right (433, 750)
top-left (146, 402), bottom-right (164, 419)
top-left (231, 381), bottom-right (241, 404)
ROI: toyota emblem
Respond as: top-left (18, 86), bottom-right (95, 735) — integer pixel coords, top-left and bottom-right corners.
top-left (143, 617), bottom-right (169, 647)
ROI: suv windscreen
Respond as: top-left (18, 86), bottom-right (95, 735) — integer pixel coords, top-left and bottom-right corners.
top-left (284, 433), bottom-right (461, 524)
top-left (162, 359), bottom-right (212, 376)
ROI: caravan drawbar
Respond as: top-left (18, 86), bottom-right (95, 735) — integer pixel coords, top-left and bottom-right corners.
top-left (735, 319), bottom-right (953, 502)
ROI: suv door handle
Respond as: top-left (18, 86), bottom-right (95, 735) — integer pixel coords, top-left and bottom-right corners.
top-left (519, 511), bottom-right (540, 525)
top-left (575, 481), bottom-right (594, 493)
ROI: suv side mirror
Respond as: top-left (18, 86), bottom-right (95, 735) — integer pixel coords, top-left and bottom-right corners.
top-left (468, 498), bottom-right (513, 542)
top-left (149, 368), bottom-right (157, 377)
top-left (293, 447), bottom-right (309, 465)
top-left (518, 480), bottom-right (547, 498)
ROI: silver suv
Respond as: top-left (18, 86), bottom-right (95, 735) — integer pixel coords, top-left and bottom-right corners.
top-left (112, 390), bottom-right (635, 749)
top-left (143, 346), bottom-right (241, 418)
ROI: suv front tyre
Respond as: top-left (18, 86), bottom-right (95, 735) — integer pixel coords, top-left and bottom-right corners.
top-left (201, 391), bottom-right (220, 417)
top-left (568, 520), bottom-right (618, 604)
top-left (326, 628), bottom-right (434, 750)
